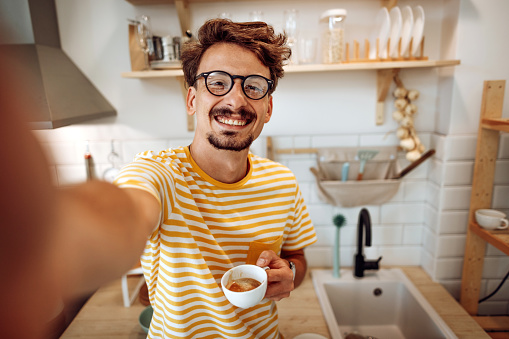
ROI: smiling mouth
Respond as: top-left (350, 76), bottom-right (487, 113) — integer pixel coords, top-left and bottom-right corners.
top-left (211, 107), bottom-right (255, 127)
top-left (216, 116), bottom-right (248, 126)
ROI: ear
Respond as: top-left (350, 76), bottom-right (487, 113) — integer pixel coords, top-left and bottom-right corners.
top-left (264, 95), bottom-right (273, 123)
top-left (186, 86), bottom-right (197, 116)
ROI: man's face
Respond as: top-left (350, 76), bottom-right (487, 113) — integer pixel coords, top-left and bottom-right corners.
top-left (186, 43), bottom-right (273, 152)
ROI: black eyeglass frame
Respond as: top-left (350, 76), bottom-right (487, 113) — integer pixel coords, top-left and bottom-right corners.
top-left (194, 70), bottom-right (274, 100)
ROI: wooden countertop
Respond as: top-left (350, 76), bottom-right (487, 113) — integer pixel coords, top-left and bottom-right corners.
top-left (61, 266), bottom-right (488, 339)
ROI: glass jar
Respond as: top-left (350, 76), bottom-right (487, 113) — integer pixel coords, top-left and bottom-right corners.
top-left (320, 9), bottom-right (347, 64)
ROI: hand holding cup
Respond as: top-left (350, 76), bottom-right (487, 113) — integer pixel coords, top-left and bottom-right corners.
top-left (221, 264), bottom-right (269, 309)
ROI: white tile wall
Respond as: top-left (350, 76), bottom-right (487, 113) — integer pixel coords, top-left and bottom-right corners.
top-left (443, 161), bottom-right (474, 186)
top-left (435, 258), bottom-right (463, 280)
top-left (437, 210), bottom-right (469, 234)
top-left (440, 187), bottom-right (472, 210)
top-left (436, 235), bottom-right (466, 258)
top-left (444, 135), bottom-right (478, 161)
top-left (402, 225), bottom-right (424, 245)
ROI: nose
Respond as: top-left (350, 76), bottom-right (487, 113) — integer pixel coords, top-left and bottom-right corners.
top-left (223, 79), bottom-right (249, 108)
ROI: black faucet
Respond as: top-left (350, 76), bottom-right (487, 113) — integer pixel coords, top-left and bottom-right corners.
top-left (354, 208), bottom-right (382, 278)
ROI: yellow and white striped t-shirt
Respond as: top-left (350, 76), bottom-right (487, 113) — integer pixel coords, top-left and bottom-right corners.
top-left (115, 146), bottom-right (316, 339)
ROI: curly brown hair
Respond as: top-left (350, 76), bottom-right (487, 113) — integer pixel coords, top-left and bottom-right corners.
top-left (180, 19), bottom-right (291, 96)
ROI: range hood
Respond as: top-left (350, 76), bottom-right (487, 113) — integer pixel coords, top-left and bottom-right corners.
top-left (0, 0), bottom-right (116, 129)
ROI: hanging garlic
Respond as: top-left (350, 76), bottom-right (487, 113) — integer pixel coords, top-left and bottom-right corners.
top-left (400, 138), bottom-right (416, 151)
top-left (391, 77), bottom-right (424, 162)
top-left (406, 150), bottom-right (421, 162)
top-left (393, 87), bottom-right (408, 98)
top-left (400, 116), bottom-right (414, 128)
top-left (392, 110), bottom-right (404, 122)
top-left (394, 98), bottom-right (408, 110)
top-left (405, 103), bottom-right (418, 115)
top-left (407, 89), bottom-right (420, 101)
top-left (396, 127), bottom-right (410, 139)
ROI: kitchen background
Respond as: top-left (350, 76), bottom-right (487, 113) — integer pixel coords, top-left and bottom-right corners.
top-left (32, 0), bottom-right (509, 316)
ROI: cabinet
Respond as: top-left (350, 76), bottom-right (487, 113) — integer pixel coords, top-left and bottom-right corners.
top-left (123, 0), bottom-right (460, 130)
top-left (460, 80), bottom-right (509, 333)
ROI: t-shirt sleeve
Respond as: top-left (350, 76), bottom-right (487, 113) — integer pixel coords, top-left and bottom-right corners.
top-left (113, 152), bottom-right (168, 222)
top-left (282, 183), bottom-right (317, 251)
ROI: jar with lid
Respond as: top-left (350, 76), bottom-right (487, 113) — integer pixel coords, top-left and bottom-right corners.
top-left (320, 9), bottom-right (347, 64)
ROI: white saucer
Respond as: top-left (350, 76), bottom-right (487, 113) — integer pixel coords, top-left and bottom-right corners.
top-left (400, 5), bottom-right (414, 57)
top-left (388, 6), bottom-right (402, 58)
top-left (369, 7), bottom-right (391, 59)
top-left (293, 334), bottom-right (328, 339)
top-left (411, 5), bottom-right (425, 56)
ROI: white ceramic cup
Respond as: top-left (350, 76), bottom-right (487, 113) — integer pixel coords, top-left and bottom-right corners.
top-left (475, 209), bottom-right (509, 230)
top-left (221, 264), bottom-right (268, 309)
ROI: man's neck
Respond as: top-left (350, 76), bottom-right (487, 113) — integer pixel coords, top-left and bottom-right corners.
top-left (188, 141), bottom-right (250, 184)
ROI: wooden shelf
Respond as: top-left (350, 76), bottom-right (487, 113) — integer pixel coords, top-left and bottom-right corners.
top-left (482, 118), bottom-right (509, 132)
top-left (469, 221), bottom-right (509, 256)
top-left (461, 80), bottom-right (507, 319)
top-left (121, 59), bottom-right (460, 78)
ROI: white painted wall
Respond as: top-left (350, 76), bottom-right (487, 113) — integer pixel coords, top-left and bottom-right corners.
top-left (33, 0), bottom-right (509, 315)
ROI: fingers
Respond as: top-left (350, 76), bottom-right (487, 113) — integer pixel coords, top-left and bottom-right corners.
top-left (256, 250), bottom-right (295, 301)
top-left (256, 250), bottom-right (278, 268)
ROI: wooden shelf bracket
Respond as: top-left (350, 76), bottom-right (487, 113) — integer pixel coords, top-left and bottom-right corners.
top-left (376, 68), bottom-right (399, 125)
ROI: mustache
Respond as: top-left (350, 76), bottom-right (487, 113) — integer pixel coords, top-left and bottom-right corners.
top-left (210, 107), bottom-right (256, 121)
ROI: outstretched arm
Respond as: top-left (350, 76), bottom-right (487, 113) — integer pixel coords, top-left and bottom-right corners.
top-left (53, 182), bottom-right (160, 298)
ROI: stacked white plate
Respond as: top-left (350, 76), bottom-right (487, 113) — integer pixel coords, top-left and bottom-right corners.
top-left (368, 5), bottom-right (425, 59)
top-left (411, 5), bottom-right (425, 56)
top-left (369, 7), bottom-right (390, 59)
top-left (388, 6), bottom-right (402, 58)
top-left (399, 5), bottom-right (414, 57)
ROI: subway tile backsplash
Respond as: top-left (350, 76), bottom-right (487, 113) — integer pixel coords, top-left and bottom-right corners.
top-left (35, 131), bottom-right (509, 315)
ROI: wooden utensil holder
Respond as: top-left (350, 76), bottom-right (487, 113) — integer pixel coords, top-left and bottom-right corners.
top-left (344, 36), bottom-right (427, 63)
top-left (128, 22), bottom-right (147, 71)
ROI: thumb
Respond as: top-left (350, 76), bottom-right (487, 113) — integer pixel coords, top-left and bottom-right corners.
top-left (256, 250), bottom-right (275, 267)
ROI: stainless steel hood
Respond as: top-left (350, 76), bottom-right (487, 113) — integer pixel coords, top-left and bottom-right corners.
top-left (0, 0), bottom-right (116, 129)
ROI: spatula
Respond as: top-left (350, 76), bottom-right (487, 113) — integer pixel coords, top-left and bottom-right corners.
top-left (356, 150), bottom-right (379, 180)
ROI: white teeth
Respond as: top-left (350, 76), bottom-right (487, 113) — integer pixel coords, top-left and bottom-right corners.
top-left (217, 117), bottom-right (247, 126)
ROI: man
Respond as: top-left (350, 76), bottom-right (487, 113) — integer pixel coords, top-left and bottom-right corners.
top-left (113, 19), bottom-right (316, 338)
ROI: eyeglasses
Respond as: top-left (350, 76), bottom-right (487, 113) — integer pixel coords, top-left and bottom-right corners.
top-left (194, 70), bottom-right (274, 100)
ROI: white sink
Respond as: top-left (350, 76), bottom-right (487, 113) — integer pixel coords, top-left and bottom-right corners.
top-left (311, 269), bottom-right (457, 339)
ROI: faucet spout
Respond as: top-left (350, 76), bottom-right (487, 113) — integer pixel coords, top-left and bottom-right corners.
top-left (354, 208), bottom-right (382, 278)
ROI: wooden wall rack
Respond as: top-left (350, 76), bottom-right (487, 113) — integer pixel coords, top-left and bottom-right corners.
top-left (460, 80), bottom-right (509, 335)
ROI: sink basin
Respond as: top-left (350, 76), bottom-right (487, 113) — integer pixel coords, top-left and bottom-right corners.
top-left (311, 269), bottom-right (457, 339)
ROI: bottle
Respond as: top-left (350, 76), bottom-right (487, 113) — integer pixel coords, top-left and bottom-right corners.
top-left (320, 9), bottom-right (347, 64)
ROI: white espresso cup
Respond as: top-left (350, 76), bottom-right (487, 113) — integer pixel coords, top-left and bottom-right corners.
top-left (475, 209), bottom-right (509, 230)
top-left (221, 264), bottom-right (268, 309)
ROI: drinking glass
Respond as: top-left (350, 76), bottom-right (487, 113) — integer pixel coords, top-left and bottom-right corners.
top-left (298, 37), bottom-right (317, 64)
top-left (135, 15), bottom-right (153, 70)
top-left (284, 9), bottom-right (299, 64)
top-left (218, 12), bottom-right (232, 20)
top-left (250, 11), bottom-right (264, 22)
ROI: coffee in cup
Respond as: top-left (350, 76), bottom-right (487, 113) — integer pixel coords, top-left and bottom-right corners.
top-left (221, 264), bottom-right (268, 309)
top-left (226, 277), bottom-right (261, 292)
top-left (475, 209), bottom-right (509, 230)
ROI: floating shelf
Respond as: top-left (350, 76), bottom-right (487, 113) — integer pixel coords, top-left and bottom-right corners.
top-left (121, 59), bottom-right (460, 78)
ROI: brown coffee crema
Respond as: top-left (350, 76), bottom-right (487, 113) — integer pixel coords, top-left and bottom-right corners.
top-left (226, 278), bottom-right (261, 292)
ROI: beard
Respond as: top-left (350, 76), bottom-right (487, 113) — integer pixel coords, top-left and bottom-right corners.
top-left (207, 107), bottom-right (256, 152)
